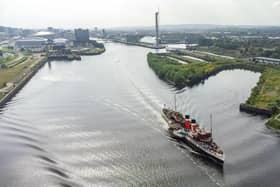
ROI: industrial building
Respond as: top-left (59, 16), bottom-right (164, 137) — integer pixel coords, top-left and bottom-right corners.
top-left (74, 29), bottom-right (89, 42)
top-left (253, 57), bottom-right (280, 65)
top-left (53, 38), bottom-right (69, 47)
top-left (52, 38), bottom-right (70, 50)
top-left (15, 37), bottom-right (47, 49)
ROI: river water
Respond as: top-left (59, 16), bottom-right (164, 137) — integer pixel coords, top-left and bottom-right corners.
top-left (0, 42), bottom-right (280, 187)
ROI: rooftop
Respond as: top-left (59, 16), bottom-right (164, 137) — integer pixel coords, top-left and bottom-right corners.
top-left (16, 37), bottom-right (47, 42)
top-left (33, 31), bottom-right (55, 37)
top-left (53, 38), bottom-right (68, 43)
top-left (255, 57), bottom-right (280, 62)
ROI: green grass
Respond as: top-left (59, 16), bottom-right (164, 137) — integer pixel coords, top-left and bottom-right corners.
top-left (197, 46), bottom-right (241, 58)
top-left (246, 68), bottom-right (280, 110)
top-left (245, 67), bottom-right (280, 129)
top-left (6, 56), bottom-right (28, 68)
top-left (266, 116), bottom-right (280, 130)
top-left (0, 59), bottom-right (28, 87)
top-left (148, 53), bottom-right (211, 86)
top-left (0, 55), bottom-right (43, 99)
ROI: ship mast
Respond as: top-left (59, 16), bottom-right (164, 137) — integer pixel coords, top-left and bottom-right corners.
top-left (210, 114), bottom-right (213, 136)
top-left (174, 94), bottom-right (177, 111)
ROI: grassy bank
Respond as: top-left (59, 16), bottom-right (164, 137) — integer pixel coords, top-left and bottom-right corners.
top-left (266, 115), bottom-right (280, 130)
top-left (246, 68), bottom-right (280, 110)
top-left (0, 55), bottom-right (43, 100)
top-left (245, 67), bottom-right (280, 129)
top-left (147, 53), bottom-right (262, 87)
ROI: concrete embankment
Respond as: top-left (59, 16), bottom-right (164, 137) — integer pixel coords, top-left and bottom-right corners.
top-left (77, 48), bottom-right (105, 56)
top-left (47, 55), bottom-right (81, 61)
top-left (0, 58), bottom-right (47, 107)
top-left (239, 103), bottom-right (274, 117)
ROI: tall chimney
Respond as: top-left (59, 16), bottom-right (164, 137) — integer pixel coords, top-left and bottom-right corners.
top-left (155, 12), bottom-right (159, 48)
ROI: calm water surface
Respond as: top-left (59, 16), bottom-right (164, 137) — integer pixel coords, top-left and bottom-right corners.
top-left (0, 42), bottom-right (279, 187)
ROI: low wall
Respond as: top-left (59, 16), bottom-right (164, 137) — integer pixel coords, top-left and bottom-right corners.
top-left (239, 103), bottom-right (273, 117)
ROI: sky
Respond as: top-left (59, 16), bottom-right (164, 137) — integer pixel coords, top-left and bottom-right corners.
top-left (0, 0), bottom-right (280, 29)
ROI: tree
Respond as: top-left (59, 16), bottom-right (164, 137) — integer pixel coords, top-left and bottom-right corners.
top-left (174, 72), bottom-right (185, 85)
top-left (198, 38), bottom-right (213, 47)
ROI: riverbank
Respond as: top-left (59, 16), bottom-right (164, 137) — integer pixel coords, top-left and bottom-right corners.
top-left (0, 55), bottom-right (47, 107)
top-left (47, 54), bottom-right (81, 61)
top-left (147, 52), bottom-right (280, 130)
top-left (242, 67), bottom-right (280, 129)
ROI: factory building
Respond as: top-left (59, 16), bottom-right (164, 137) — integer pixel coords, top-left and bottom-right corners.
top-left (53, 38), bottom-right (69, 46)
top-left (253, 57), bottom-right (280, 65)
top-left (52, 38), bottom-right (70, 50)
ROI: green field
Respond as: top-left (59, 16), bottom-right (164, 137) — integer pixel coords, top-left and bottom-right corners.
top-left (246, 68), bottom-right (280, 110)
top-left (266, 116), bottom-right (280, 130)
top-left (0, 55), bottom-right (41, 99)
top-left (245, 67), bottom-right (280, 129)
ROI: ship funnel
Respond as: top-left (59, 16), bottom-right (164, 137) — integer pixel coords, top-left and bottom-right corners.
top-left (185, 116), bottom-right (191, 129)
top-left (191, 119), bottom-right (198, 132)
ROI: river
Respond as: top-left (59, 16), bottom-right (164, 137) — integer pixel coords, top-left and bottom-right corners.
top-left (0, 42), bottom-right (279, 187)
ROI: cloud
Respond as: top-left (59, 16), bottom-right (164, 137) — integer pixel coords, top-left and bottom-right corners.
top-left (272, 1), bottom-right (280, 8)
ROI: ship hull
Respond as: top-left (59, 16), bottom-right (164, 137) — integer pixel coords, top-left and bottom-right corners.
top-left (183, 136), bottom-right (224, 165)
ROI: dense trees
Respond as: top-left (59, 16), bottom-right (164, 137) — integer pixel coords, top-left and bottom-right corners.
top-left (147, 53), bottom-right (228, 87)
top-left (197, 35), bottom-right (280, 58)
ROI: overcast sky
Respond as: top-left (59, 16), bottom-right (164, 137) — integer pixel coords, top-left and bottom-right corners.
top-left (0, 0), bottom-right (280, 29)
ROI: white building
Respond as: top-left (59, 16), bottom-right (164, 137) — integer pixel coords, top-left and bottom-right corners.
top-left (15, 37), bottom-right (47, 49)
top-left (33, 31), bottom-right (55, 40)
top-left (253, 57), bottom-right (280, 65)
top-left (53, 38), bottom-right (69, 47)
